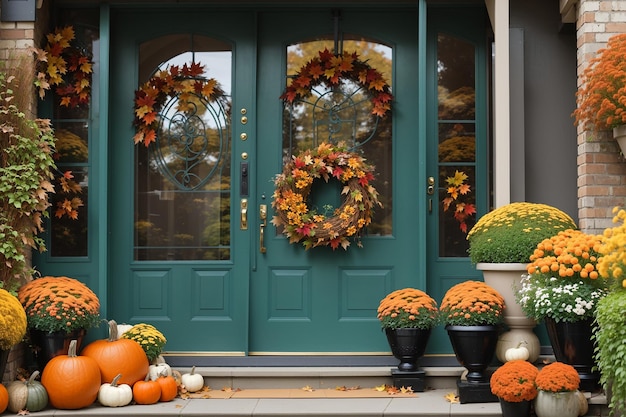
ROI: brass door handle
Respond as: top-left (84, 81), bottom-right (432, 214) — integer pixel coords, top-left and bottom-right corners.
top-left (260, 204), bottom-right (267, 253)
top-left (241, 199), bottom-right (248, 230)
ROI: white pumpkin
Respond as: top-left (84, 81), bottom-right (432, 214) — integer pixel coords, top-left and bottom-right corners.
top-left (180, 366), bottom-right (204, 393)
top-left (98, 374), bottom-right (133, 407)
top-left (504, 342), bottom-right (530, 362)
top-left (115, 323), bottom-right (134, 339)
top-left (576, 390), bottom-right (588, 416)
top-left (148, 362), bottom-right (172, 381)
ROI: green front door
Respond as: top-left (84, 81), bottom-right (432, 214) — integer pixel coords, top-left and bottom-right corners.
top-left (107, 5), bottom-right (488, 355)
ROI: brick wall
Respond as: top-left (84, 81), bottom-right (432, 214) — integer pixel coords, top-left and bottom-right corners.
top-left (577, 0), bottom-right (626, 234)
top-left (0, 2), bottom-right (41, 384)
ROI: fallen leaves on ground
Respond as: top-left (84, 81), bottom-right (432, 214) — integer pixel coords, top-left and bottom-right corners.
top-left (444, 392), bottom-right (460, 403)
top-left (335, 385), bottom-right (360, 391)
top-left (301, 385), bottom-right (314, 392)
top-left (373, 384), bottom-right (415, 395)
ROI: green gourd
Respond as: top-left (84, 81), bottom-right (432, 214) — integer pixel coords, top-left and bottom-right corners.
top-left (7, 370), bottom-right (49, 413)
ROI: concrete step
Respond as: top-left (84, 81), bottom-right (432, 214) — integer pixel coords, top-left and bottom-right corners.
top-left (28, 366), bottom-right (610, 416)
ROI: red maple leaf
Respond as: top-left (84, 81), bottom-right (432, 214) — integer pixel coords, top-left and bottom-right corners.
top-left (318, 48), bottom-right (334, 63)
top-left (186, 62), bottom-right (204, 77)
top-left (308, 63), bottom-right (324, 79)
top-left (329, 237), bottom-right (342, 250)
top-left (294, 74), bottom-right (312, 88)
top-left (142, 129), bottom-right (157, 147)
top-left (333, 166), bottom-right (344, 179)
top-left (135, 93), bottom-right (156, 109)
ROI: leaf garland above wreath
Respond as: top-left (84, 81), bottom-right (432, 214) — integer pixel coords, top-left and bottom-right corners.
top-left (271, 142), bottom-right (383, 250)
top-left (133, 62), bottom-right (225, 147)
top-left (33, 26), bottom-right (93, 108)
top-left (280, 48), bottom-right (393, 117)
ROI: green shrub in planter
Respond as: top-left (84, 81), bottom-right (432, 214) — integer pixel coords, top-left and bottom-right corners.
top-left (467, 202), bottom-right (577, 264)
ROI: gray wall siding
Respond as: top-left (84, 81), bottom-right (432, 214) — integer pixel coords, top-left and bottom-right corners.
top-left (510, 0), bottom-right (578, 223)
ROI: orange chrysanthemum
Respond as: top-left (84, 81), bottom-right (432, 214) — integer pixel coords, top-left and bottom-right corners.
top-left (490, 360), bottom-right (539, 402)
top-left (574, 33), bottom-right (626, 131)
top-left (440, 281), bottom-right (505, 326)
top-left (535, 362), bottom-right (580, 393)
top-left (527, 229), bottom-right (604, 280)
top-left (18, 276), bottom-right (101, 334)
top-left (377, 288), bottom-right (439, 330)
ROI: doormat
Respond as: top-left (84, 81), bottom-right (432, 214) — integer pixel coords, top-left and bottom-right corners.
top-left (182, 386), bottom-right (418, 399)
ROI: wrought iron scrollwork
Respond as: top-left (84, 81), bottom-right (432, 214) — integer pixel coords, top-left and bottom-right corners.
top-left (152, 91), bottom-right (230, 191)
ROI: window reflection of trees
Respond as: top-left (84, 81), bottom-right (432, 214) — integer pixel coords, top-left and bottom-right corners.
top-left (134, 45), bottom-right (232, 261)
top-left (437, 34), bottom-right (477, 257)
top-left (283, 39), bottom-right (393, 236)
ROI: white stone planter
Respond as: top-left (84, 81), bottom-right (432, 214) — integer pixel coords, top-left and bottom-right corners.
top-left (476, 262), bottom-right (540, 363)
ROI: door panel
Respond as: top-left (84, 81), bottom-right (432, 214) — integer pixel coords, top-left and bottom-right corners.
top-left (109, 10), bottom-right (256, 353)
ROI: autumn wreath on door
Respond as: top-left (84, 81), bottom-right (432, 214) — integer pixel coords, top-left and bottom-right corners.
top-left (273, 49), bottom-right (392, 250)
top-left (271, 142), bottom-right (382, 250)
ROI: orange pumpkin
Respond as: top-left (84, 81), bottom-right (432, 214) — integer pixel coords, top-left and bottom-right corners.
top-left (133, 374), bottom-right (161, 405)
top-left (82, 320), bottom-right (149, 386)
top-left (0, 383), bottom-right (8, 413)
top-left (41, 339), bottom-right (101, 409)
top-left (157, 374), bottom-right (178, 402)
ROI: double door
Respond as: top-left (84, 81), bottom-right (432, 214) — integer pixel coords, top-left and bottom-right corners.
top-left (108, 6), bottom-right (487, 355)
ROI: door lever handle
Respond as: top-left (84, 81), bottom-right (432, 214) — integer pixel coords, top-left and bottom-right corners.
top-left (259, 204), bottom-right (267, 253)
top-left (241, 199), bottom-right (248, 230)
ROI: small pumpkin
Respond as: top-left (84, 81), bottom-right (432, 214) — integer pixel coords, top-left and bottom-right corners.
top-left (181, 366), bottom-right (204, 393)
top-left (148, 362), bottom-right (172, 380)
top-left (133, 374), bottom-right (161, 405)
top-left (504, 342), bottom-right (530, 362)
top-left (82, 320), bottom-right (149, 386)
top-left (6, 370), bottom-right (48, 413)
top-left (0, 383), bottom-right (9, 413)
top-left (41, 339), bottom-right (101, 409)
top-left (157, 371), bottom-right (178, 402)
top-left (98, 373), bottom-right (133, 407)
top-left (116, 323), bottom-right (134, 339)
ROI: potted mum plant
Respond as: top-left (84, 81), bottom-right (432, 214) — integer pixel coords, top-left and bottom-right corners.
top-left (517, 229), bottom-right (608, 391)
top-left (534, 362), bottom-right (582, 417)
top-left (490, 360), bottom-right (539, 417)
top-left (377, 288), bottom-right (438, 373)
top-left (18, 276), bottom-right (101, 368)
top-left (0, 288), bottom-right (28, 381)
top-left (439, 280), bottom-right (505, 384)
top-left (595, 206), bottom-right (626, 414)
top-left (573, 33), bottom-right (626, 153)
top-left (467, 202), bottom-right (577, 362)
top-left (121, 323), bottom-right (167, 364)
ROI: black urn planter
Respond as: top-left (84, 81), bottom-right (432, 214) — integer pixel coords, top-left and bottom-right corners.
top-left (385, 327), bottom-right (431, 372)
top-left (499, 398), bottom-right (532, 417)
top-left (544, 317), bottom-right (600, 391)
top-left (29, 328), bottom-right (86, 370)
top-left (446, 324), bottom-right (499, 383)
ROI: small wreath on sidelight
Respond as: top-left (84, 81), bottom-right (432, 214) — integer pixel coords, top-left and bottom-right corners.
top-left (271, 142), bottom-right (382, 250)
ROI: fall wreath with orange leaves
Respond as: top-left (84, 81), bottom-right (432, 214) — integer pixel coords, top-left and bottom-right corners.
top-left (34, 26), bottom-right (93, 108)
top-left (133, 62), bottom-right (225, 147)
top-left (271, 142), bottom-right (382, 250)
top-left (280, 49), bottom-right (393, 117)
